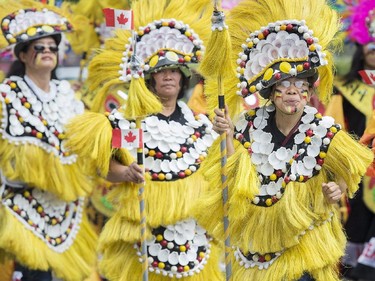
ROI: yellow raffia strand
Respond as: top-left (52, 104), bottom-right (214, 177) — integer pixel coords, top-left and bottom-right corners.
top-left (64, 111), bottom-right (116, 179)
top-left (123, 77), bottom-right (162, 119)
top-left (198, 10), bottom-right (236, 80)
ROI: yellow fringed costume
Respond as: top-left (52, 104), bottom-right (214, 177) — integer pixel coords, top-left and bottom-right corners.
top-left (0, 1), bottom-right (97, 280)
top-left (65, 0), bottom-right (227, 280)
top-left (192, 0), bottom-right (374, 280)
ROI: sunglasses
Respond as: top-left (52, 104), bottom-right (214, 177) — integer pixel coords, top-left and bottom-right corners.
top-left (33, 45), bottom-right (59, 53)
top-left (276, 80), bottom-right (309, 89)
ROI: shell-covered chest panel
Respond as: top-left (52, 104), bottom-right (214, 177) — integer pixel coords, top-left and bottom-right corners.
top-left (108, 101), bottom-right (217, 181)
top-left (0, 77), bottom-right (84, 163)
top-left (234, 105), bottom-right (340, 207)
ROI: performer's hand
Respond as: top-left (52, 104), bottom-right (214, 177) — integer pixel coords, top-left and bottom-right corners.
top-left (322, 182), bottom-right (342, 204)
top-left (213, 105), bottom-right (234, 137)
top-left (360, 132), bottom-right (375, 150)
top-left (123, 162), bottom-right (144, 183)
top-left (213, 105), bottom-right (235, 156)
top-left (107, 159), bottom-right (144, 184)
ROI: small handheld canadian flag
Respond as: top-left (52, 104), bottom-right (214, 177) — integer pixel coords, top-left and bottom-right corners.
top-left (112, 128), bottom-right (143, 149)
top-left (359, 70), bottom-right (375, 85)
top-left (103, 8), bottom-right (134, 30)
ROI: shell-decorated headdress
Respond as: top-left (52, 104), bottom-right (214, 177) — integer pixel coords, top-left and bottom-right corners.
top-left (87, 0), bottom-right (213, 112)
top-left (238, 19), bottom-right (327, 98)
top-left (0, 0), bottom-right (73, 55)
top-left (121, 18), bottom-right (205, 82)
top-left (0, 0), bottom-right (94, 57)
top-left (346, 0), bottom-right (375, 45)
top-left (204, 0), bottom-right (340, 111)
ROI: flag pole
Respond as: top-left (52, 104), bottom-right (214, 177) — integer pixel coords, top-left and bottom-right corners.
top-left (197, 1), bottom-right (233, 278)
top-left (136, 117), bottom-right (148, 281)
top-left (130, 31), bottom-right (149, 281)
top-left (104, 7), bottom-right (163, 280)
top-left (211, 2), bottom-right (232, 280)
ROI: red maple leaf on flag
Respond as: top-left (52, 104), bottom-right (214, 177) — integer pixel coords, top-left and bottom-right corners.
top-left (371, 73), bottom-right (375, 82)
top-left (117, 13), bottom-right (129, 25)
top-left (124, 131), bottom-right (136, 143)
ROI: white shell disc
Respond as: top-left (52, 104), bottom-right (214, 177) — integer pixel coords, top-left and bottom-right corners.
top-left (178, 253), bottom-right (189, 266)
top-left (168, 252), bottom-right (179, 265)
top-left (158, 249), bottom-right (170, 262)
top-left (149, 244), bottom-right (162, 256)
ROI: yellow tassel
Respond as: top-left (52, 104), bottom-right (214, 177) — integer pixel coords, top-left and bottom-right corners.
top-left (123, 77), bottom-right (163, 119)
top-left (324, 131), bottom-right (373, 198)
top-left (198, 9), bottom-right (235, 80)
top-left (65, 112), bottom-right (114, 178)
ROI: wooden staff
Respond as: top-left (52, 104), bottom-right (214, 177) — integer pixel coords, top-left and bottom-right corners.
top-left (135, 118), bottom-right (148, 281)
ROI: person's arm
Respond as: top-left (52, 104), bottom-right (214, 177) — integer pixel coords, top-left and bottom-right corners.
top-left (322, 177), bottom-right (347, 204)
top-left (106, 158), bottom-right (144, 184)
top-left (212, 105), bottom-right (235, 156)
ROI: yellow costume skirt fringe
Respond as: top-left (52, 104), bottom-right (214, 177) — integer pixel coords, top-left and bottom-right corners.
top-left (0, 139), bottom-right (93, 201)
top-left (194, 130), bottom-right (372, 280)
top-left (99, 241), bottom-right (224, 281)
top-left (231, 214), bottom-right (344, 281)
top-left (99, 170), bottom-right (215, 251)
top-left (97, 152), bottom-right (224, 280)
top-left (0, 206), bottom-right (98, 281)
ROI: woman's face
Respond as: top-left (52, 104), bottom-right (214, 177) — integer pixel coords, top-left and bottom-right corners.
top-left (152, 68), bottom-right (182, 100)
top-left (271, 77), bottom-right (311, 115)
top-left (363, 43), bottom-right (375, 70)
top-left (19, 37), bottom-right (58, 73)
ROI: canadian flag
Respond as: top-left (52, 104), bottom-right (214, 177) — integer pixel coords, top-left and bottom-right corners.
top-left (112, 128), bottom-right (143, 149)
top-left (359, 70), bottom-right (375, 85)
top-left (103, 8), bottom-right (134, 30)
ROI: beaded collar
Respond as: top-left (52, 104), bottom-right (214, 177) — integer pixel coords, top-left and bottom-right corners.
top-left (234, 105), bottom-right (340, 207)
top-left (0, 76), bottom-right (84, 164)
top-left (108, 101), bottom-right (217, 181)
